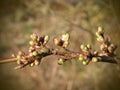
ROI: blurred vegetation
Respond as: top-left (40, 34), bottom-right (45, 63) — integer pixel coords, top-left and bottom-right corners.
top-left (0, 0), bottom-right (120, 90)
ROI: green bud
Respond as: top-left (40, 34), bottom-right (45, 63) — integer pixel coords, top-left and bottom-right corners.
top-left (35, 60), bottom-right (40, 66)
top-left (80, 44), bottom-right (85, 50)
top-left (30, 63), bottom-right (34, 67)
top-left (79, 57), bottom-right (84, 61)
top-left (29, 53), bottom-right (33, 57)
top-left (98, 26), bottom-right (103, 34)
top-left (63, 41), bottom-right (69, 48)
top-left (84, 46), bottom-right (88, 51)
top-left (17, 55), bottom-right (22, 60)
top-left (54, 38), bottom-right (59, 46)
top-left (96, 32), bottom-right (100, 37)
top-left (61, 33), bottom-right (69, 41)
top-left (44, 35), bottom-right (49, 42)
top-left (82, 61), bottom-right (88, 65)
top-left (79, 54), bottom-right (84, 61)
top-left (29, 41), bottom-right (35, 46)
top-left (87, 44), bottom-right (91, 49)
top-left (58, 58), bottom-right (64, 65)
top-left (92, 57), bottom-right (98, 62)
top-left (30, 34), bottom-right (38, 41)
top-left (32, 51), bottom-right (38, 56)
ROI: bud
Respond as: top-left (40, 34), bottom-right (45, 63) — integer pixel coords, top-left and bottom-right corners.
top-left (44, 35), bottom-right (49, 42)
top-left (84, 46), bottom-right (88, 51)
top-left (96, 32), bottom-right (100, 37)
top-left (58, 58), bottom-right (64, 65)
top-left (97, 36), bottom-right (104, 42)
top-left (98, 26), bottom-right (104, 34)
top-left (34, 60), bottom-right (40, 66)
top-left (87, 44), bottom-right (91, 49)
top-left (93, 51), bottom-right (98, 55)
top-left (92, 57), bottom-right (98, 62)
top-left (30, 33), bottom-right (38, 41)
top-left (82, 61), bottom-right (88, 65)
top-left (80, 44), bottom-right (85, 50)
top-left (29, 41), bottom-right (35, 46)
top-left (17, 55), bottom-right (22, 60)
top-left (32, 51), bottom-right (38, 56)
top-left (54, 38), bottom-right (59, 46)
top-left (30, 63), bottom-right (34, 67)
top-left (79, 54), bottom-right (84, 61)
top-left (61, 33), bottom-right (69, 41)
top-left (29, 46), bottom-right (35, 52)
top-left (29, 52), bottom-right (33, 57)
top-left (63, 41), bottom-right (69, 48)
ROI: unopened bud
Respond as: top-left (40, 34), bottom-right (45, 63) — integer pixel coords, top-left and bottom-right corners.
top-left (80, 44), bottom-right (85, 50)
top-left (35, 60), bottom-right (40, 66)
top-left (17, 55), bottom-right (22, 60)
top-left (79, 54), bottom-right (84, 61)
top-left (87, 44), bottom-right (91, 49)
top-left (98, 26), bottom-right (104, 34)
top-left (92, 57), bottom-right (98, 62)
top-left (61, 33), bottom-right (69, 41)
top-left (54, 38), bottom-right (59, 46)
top-left (32, 51), bottom-right (38, 56)
top-left (82, 61), bottom-right (88, 65)
top-left (29, 41), bottom-right (35, 46)
top-left (44, 35), bottom-right (49, 42)
top-left (30, 63), bottom-right (34, 67)
top-left (63, 41), bottom-right (69, 48)
top-left (58, 58), bottom-right (64, 65)
top-left (30, 33), bottom-right (38, 41)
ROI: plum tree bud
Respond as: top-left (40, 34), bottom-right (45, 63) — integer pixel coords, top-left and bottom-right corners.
top-left (30, 33), bottom-right (38, 41)
top-left (54, 38), bottom-right (59, 46)
top-left (44, 35), bottom-right (49, 41)
top-left (35, 60), bottom-right (40, 66)
top-left (98, 26), bottom-right (104, 34)
top-left (61, 33), bottom-right (69, 41)
top-left (92, 57), bottom-right (99, 62)
top-left (29, 41), bottom-right (35, 46)
top-left (32, 51), bottom-right (38, 56)
top-left (58, 58), bottom-right (64, 65)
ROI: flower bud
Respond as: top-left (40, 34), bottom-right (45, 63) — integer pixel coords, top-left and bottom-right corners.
top-left (96, 32), bottom-right (100, 37)
top-left (80, 44), bottom-right (85, 50)
top-left (30, 33), bottom-right (38, 41)
top-left (32, 51), bottom-right (38, 56)
top-left (87, 44), bottom-right (91, 49)
top-left (44, 35), bottom-right (49, 42)
top-left (30, 63), bottom-right (34, 67)
top-left (82, 61), bottom-right (88, 65)
top-left (17, 55), bottom-right (22, 60)
top-left (29, 52), bottom-right (33, 57)
top-left (98, 26), bottom-right (104, 34)
top-left (92, 57), bottom-right (98, 62)
top-left (29, 41), bottom-right (35, 46)
top-left (35, 60), bottom-right (40, 66)
top-left (79, 54), bottom-right (84, 61)
top-left (58, 58), bottom-right (64, 65)
top-left (63, 41), bottom-right (69, 48)
top-left (54, 38), bottom-right (59, 46)
top-left (61, 33), bottom-right (69, 41)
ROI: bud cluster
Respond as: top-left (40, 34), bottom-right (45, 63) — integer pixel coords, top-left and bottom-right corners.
top-left (79, 44), bottom-right (90, 65)
top-left (14, 33), bottom-right (50, 69)
top-left (79, 44), bottom-right (102, 65)
top-left (96, 27), bottom-right (117, 56)
top-left (54, 33), bottom-right (69, 48)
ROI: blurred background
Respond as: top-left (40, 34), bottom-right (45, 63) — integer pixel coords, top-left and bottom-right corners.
top-left (0, 0), bottom-right (120, 90)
